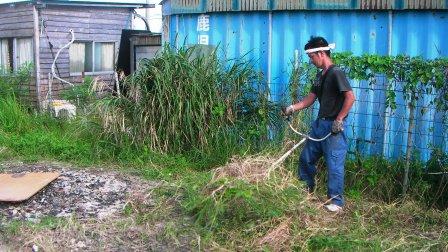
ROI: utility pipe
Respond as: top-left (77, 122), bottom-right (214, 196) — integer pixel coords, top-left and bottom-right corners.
top-left (48, 29), bottom-right (75, 100)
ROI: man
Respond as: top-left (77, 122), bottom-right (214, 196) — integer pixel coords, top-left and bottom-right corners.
top-left (283, 36), bottom-right (355, 212)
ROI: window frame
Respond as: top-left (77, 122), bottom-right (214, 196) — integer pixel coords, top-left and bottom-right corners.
top-left (0, 37), bottom-right (34, 74)
top-left (14, 37), bottom-right (34, 71)
top-left (69, 40), bottom-right (116, 76)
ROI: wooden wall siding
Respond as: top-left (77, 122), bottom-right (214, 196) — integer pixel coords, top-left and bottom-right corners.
top-left (38, 6), bottom-right (133, 100)
top-left (0, 4), bottom-right (34, 38)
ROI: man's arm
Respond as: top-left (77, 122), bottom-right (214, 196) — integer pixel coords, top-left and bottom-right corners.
top-left (290, 93), bottom-right (317, 112)
top-left (336, 90), bottom-right (355, 121)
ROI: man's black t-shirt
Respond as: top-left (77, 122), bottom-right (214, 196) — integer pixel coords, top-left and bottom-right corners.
top-left (311, 65), bottom-right (352, 119)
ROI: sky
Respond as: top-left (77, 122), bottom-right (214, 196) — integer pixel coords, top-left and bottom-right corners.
top-left (134, 0), bottom-right (162, 32)
top-left (0, 0), bottom-right (162, 32)
top-left (0, 0), bottom-right (27, 3)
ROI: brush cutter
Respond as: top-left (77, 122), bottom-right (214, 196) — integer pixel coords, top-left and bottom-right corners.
top-left (268, 115), bottom-right (331, 174)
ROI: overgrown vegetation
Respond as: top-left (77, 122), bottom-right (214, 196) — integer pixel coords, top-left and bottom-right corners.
top-left (1, 47), bottom-right (447, 250)
top-left (0, 67), bottom-right (196, 172)
top-left (91, 44), bottom-right (280, 156)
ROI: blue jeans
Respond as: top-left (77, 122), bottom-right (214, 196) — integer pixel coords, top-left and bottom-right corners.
top-left (298, 118), bottom-right (348, 207)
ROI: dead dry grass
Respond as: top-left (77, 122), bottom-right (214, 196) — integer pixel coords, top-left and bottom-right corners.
top-left (206, 154), bottom-right (350, 250)
top-left (211, 150), bottom-right (299, 185)
top-left (203, 153), bottom-right (425, 251)
top-left (212, 155), bottom-right (277, 183)
top-left (1, 191), bottom-right (196, 252)
top-left (4, 216), bottom-right (161, 251)
top-left (256, 217), bottom-right (292, 250)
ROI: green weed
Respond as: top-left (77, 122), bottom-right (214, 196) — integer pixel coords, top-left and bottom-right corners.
top-left (180, 171), bottom-right (304, 232)
top-left (60, 76), bottom-right (95, 109)
top-left (2, 220), bottom-right (22, 236)
top-left (307, 235), bottom-right (381, 251)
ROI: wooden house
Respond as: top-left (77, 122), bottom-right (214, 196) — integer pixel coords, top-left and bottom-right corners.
top-left (0, 0), bottom-right (153, 107)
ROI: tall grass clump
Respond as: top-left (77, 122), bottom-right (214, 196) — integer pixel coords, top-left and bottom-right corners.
top-left (0, 65), bottom-right (34, 133)
top-left (92, 44), bottom-right (280, 155)
top-left (423, 148), bottom-right (448, 209)
top-left (0, 64), bottom-right (32, 99)
top-left (60, 76), bottom-right (96, 111)
top-left (341, 153), bottom-right (448, 210)
top-left (0, 67), bottom-right (110, 164)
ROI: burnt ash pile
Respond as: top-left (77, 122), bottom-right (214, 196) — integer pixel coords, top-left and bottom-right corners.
top-left (0, 162), bottom-right (154, 223)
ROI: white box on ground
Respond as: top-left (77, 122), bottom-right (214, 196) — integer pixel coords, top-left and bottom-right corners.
top-left (42, 99), bottom-right (76, 118)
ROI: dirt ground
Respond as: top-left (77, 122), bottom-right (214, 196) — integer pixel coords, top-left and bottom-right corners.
top-left (0, 161), bottom-right (196, 251)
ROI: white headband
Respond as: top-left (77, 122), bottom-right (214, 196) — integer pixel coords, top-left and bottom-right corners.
top-left (305, 43), bottom-right (336, 53)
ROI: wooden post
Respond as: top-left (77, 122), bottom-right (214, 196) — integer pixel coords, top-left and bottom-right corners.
top-left (403, 95), bottom-right (416, 196)
top-left (33, 5), bottom-right (41, 108)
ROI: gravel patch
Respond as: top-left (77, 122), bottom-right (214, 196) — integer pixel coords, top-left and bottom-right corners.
top-left (0, 162), bottom-right (157, 223)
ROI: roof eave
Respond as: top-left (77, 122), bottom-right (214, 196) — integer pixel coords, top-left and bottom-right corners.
top-left (34, 1), bottom-right (154, 8)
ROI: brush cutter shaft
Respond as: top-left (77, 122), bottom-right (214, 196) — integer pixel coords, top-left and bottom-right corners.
top-left (271, 138), bottom-right (307, 168)
top-left (288, 122), bottom-right (332, 141)
top-left (268, 121), bottom-right (333, 174)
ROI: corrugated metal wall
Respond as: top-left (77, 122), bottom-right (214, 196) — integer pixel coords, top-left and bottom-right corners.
top-left (162, 0), bottom-right (448, 13)
top-left (166, 10), bottom-right (448, 161)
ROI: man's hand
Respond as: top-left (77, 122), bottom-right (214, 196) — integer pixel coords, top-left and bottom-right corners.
top-left (332, 120), bottom-right (344, 134)
top-left (281, 105), bottom-right (295, 116)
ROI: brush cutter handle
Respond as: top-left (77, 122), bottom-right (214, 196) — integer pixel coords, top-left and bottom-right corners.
top-left (287, 121), bottom-right (332, 142)
top-left (270, 118), bottom-right (332, 174)
top-left (281, 106), bottom-right (294, 117)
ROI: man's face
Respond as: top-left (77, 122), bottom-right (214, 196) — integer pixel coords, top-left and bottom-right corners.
top-left (307, 51), bottom-right (324, 68)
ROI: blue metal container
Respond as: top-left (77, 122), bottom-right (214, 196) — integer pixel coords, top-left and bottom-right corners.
top-left (162, 1), bottom-right (448, 161)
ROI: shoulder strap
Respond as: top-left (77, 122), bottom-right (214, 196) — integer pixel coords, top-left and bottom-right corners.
top-left (320, 65), bottom-right (336, 86)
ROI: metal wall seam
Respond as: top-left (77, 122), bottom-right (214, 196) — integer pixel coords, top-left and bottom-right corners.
top-left (267, 11), bottom-right (272, 101)
top-left (382, 10), bottom-right (393, 158)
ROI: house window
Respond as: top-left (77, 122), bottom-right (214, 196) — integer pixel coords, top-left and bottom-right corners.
top-left (16, 38), bottom-right (33, 69)
top-left (70, 41), bottom-right (115, 75)
top-left (0, 37), bottom-right (33, 74)
top-left (70, 42), bottom-right (92, 73)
